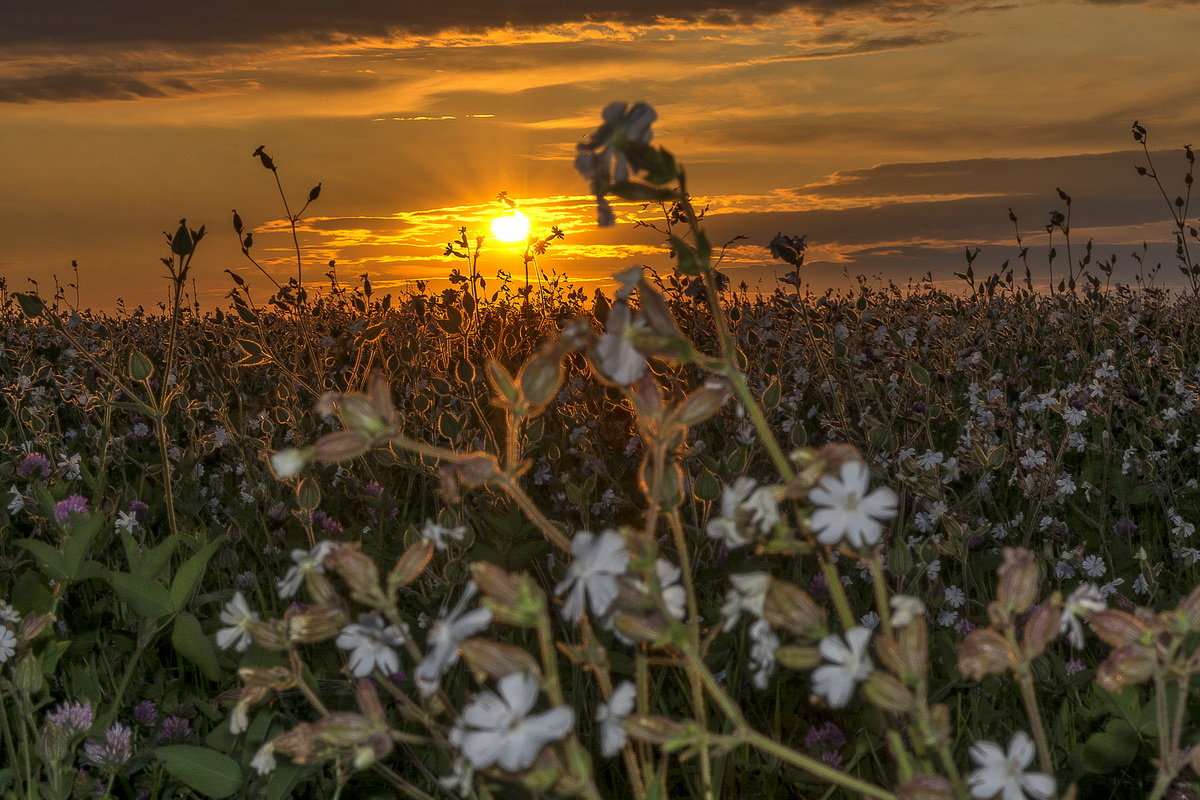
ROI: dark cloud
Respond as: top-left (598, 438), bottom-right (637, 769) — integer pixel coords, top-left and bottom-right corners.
top-left (1, 1), bottom-right (941, 47)
top-left (0, 71), bottom-right (200, 103)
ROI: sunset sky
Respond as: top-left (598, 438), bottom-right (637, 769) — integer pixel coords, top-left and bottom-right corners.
top-left (4, 0), bottom-right (1200, 310)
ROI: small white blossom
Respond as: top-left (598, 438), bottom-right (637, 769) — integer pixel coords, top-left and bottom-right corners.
top-left (0, 628), bottom-right (15, 664)
top-left (336, 613), bottom-right (406, 678)
top-left (597, 681), bottom-right (636, 757)
top-left (216, 591), bottom-right (259, 653)
top-left (420, 519), bottom-right (468, 551)
top-left (114, 511), bottom-right (138, 534)
top-left (944, 585), bottom-right (967, 609)
top-left (555, 530), bottom-right (629, 623)
top-left (1080, 555), bottom-right (1106, 578)
top-left (1060, 583), bottom-right (1104, 649)
top-left (967, 730), bottom-right (1055, 800)
top-left (270, 448), bottom-right (309, 479)
top-left (809, 461), bottom-right (897, 549)
top-left (416, 583), bottom-right (493, 696)
top-left (450, 672), bottom-right (574, 772)
top-left (811, 627), bottom-right (873, 708)
top-left (250, 743), bottom-right (276, 775)
top-left (276, 541), bottom-right (333, 599)
top-left (720, 572), bottom-right (771, 631)
top-left (749, 619), bottom-right (780, 689)
top-left (889, 595), bottom-right (925, 628)
top-left (6, 485), bottom-right (23, 515)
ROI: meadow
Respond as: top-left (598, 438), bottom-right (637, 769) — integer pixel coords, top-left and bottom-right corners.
top-left (3, 106), bottom-right (1200, 800)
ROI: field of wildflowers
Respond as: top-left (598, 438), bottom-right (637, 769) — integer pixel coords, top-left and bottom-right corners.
top-left (4, 105), bottom-right (1200, 800)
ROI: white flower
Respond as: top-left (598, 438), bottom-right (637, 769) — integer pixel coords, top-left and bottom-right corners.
top-left (6, 485), bottom-right (23, 515)
top-left (654, 559), bottom-right (687, 621)
top-left (706, 478), bottom-right (780, 547)
top-left (114, 511), bottom-right (138, 534)
top-left (0, 628), bottom-right (15, 664)
top-left (416, 583), bottom-right (493, 696)
top-left (450, 672), bottom-right (575, 772)
top-left (597, 681), bottom-right (636, 757)
top-left (276, 541), bottom-right (332, 599)
top-left (336, 613), bottom-right (406, 678)
top-left (749, 619), bottom-right (780, 690)
top-left (593, 300), bottom-right (648, 385)
top-left (555, 530), bottom-right (629, 622)
top-left (809, 461), bottom-right (897, 549)
top-left (439, 758), bottom-right (475, 795)
top-left (811, 627), bottom-right (873, 708)
top-left (1080, 555), bottom-right (1106, 578)
top-left (1059, 583), bottom-right (1104, 649)
top-left (0, 600), bottom-right (21, 625)
top-left (250, 743), bottom-right (276, 775)
top-left (270, 447), bottom-right (309, 479)
top-left (216, 591), bottom-right (259, 653)
top-left (967, 730), bottom-right (1055, 800)
top-left (420, 519), bottom-right (468, 551)
top-left (890, 595), bottom-right (925, 628)
top-left (944, 585), bottom-right (967, 609)
top-left (720, 572), bottom-right (771, 631)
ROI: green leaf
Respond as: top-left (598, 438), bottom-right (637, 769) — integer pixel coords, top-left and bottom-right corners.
top-left (156, 745), bottom-right (243, 798)
top-left (170, 536), bottom-right (226, 612)
top-left (1081, 720), bottom-right (1138, 773)
top-left (134, 534), bottom-right (181, 580)
top-left (62, 513), bottom-right (104, 580)
top-left (11, 571), bottom-right (53, 614)
top-left (260, 763), bottom-right (312, 800)
top-left (15, 293), bottom-right (45, 318)
top-left (107, 572), bottom-right (175, 619)
top-left (909, 364), bottom-right (931, 386)
top-left (172, 612), bottom-right (222, 681)
top-left (15, 540), bottom-right (68, 583)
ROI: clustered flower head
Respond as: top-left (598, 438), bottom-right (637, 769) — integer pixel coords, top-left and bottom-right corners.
top-left (83, 722), bottom-right (134, 771)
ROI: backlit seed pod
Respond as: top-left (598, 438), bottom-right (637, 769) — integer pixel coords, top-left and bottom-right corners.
top-left (764, 579), bottom-right (827, 639)
top-left (453, 453), bottom-right (501, 487)
top-left (238, 666), bottom-right (296, 691)
top-left (671, 379), bottom-right (731, 428)
top-left (518, 350), bottom-right (564, 413)
top-left (389, 540), bottom-right (434, 595)
top-left (18, 612), bottom-right (51, 641)
top-left (1021, 603), bottom-right (1063, 659)
top-left (327, 542), bottom-right (385, 609)
top-left (285, 603), bottom-right (347, 644)
top-left (896, 775), bottom-right (956, 800)
top-left (863, 672), bottom-right (915, 713)
top-left (1096, 644), bottom-right (1156, 692)
top-left (897, 616), bottom-right (929, 678)
top-left (1176, 586), bottom-right (1200, 632)
top-left (312, 430), bottom-right (371, 463)
top-left (460, 637), bottom-right (542, 682)
top-left (636, 279), bottom-right (685, 341)
top-left (996, 548), bottom-right (1039, 616)
top-left (957, 628), bottom-right (1016, 680)
top-left (338, 395), bottom-right (392, 440)
top-left (1088, 609), bottom-right (1149, 648)
top-left (247, 619), bottom-right (289, 652)
top-left (624, 715), bottom-right (690, 747)
top-left (775, 644), bottom-right (822, 671)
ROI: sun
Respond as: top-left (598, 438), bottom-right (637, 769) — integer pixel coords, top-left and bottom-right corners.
top-left (490, 210), bottom-right (531, 242)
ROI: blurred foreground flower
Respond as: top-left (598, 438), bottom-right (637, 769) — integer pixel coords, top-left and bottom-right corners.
top-left (809, 461), bottom-right (897, 549)
top-left (597, 681), bottom-right (636, 757)
top-left (450, 671), bottom-right (574, 772)
top-left (967, 730), bottom-right (1054, 800)
top-left (812, 627), bottom-right (874, 708)
top-left (556, 529), bottom-right (629, 622)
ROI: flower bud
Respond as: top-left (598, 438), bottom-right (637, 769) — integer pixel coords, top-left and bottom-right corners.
top-left (957, 628), bottom-right (1016, 680)
top-left (460, 637), bottom-right (542, 682)
top-left (1088, 609), bottom-right (1149, 648)
top-left (775, 644), bottom-right (822, 671)
top-left (471, 563), bottom-right (544, 626)
top-left (896, 775), bottom-right (956, 800)
top-left (312, 431), bottom-right (371, 463)
top-left (238, 665), bottom-right (297, 691)
top-left (518, 351), bottom-right (564, 413)
top-left (365, 371), bottom-right (396, 425)
top-left (863, 672), bottom-right (915, 713)
top-left (929, 703), bottom-right (952, 743)
top-left (1021, 603), bottom-right (1063, 658)
top-left (388, 540), bottom-right (434, 599)
top-left (996, 548), bottom-right (1039, 617)
top-left (296, 477), bottom-right (321, 511)
top-left (285, 603), bottom-right (347, 644)
top-left (18, 612), bottom-right (52, 641)
top-left (611, 610), bottom-right (672, 644)
top-left (1096, 644), bottom-right (1156, 692)
top-left (486, 359), bottom-right (520, 409)
top-left (624, 715), bottom-right (690, 747)
top-left (304, 571), bottom-right (342, 607)
top-left (897, 616), bottom-right (929, 678)
top-left (338, 395), bottom-right (392, 440)
top-left (247, 619), bottom-right (289, 651)
top-left (763, 579), bottom-right (827, 639)
top-left (328, 542), bottom-right (385, 608)
top-left (356, 679), bottom-right (386, 725)
top-left (14, 653), bottom-right (44, 694)
top-left (671, 379), bottom-right (731, 428)
top-left (454, 453), bottom-right (501, 488)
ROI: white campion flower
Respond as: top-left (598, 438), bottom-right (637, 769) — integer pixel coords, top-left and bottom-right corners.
top-left (809, 461), bottom-right (897, 549)
top-left (276, 541), bottom-right (333, 599)
top-left (593, 299), bottom-right (649, 385)
top-left (114, 511), bottom-right (138, 534)
top-left (450, 672), bottom-right (575, 772)
top-left (0, 600), bottom-right (21, 625)
top-left (250, 743), bottom-right (276, 776)
top-left (216, 591), bottom-right (259, 653)
top-left (890, 595), bottom-right (925, 628)
top-left (416, 583), bottom-right (493, 696)
top-left (270, 447), bottom-right (309, 479)
top-left (6, 485), bottom-right (23, 515)
top-left (336, 613), bottom-right (407, 678)
top-left (749, 619), bottom-right (780, 690)
top-left (811, 627), bottom-right (874, 708)
top-left (720, 572), bottom-right (771, 631)
top-left (706, 478), bottom-right (780, 548)
top-left (967, 730), bottom-right (1055, 800)
top-left (555, 529), bottom-right (629, 623)
top-left (420, 519), bottom-right (468, 551)
top-left (1060, 583), bottom-right (1105, 649)
top-left (655, 560), bottom-right (687, 621)
top-left (0, 628), bottom-right (15, 664)
top-left (596, 681), bottom-right (636, 757)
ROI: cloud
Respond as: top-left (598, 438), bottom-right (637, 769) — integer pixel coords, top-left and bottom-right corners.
top-left (0, 70), bottom-right (204, 103)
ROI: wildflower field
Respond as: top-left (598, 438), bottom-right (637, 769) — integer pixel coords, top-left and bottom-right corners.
top-left (5, 106), bottom-right (1200, 800)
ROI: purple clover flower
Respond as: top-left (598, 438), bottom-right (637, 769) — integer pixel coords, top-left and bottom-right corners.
top-left (52, 495), bottom-right (88, 524)
top-left (133, 700), bottom-right (158, 727)
top-left (46, 701), bottom-right (94, 736)
top-left (17, 453), bottom-right (52, 479)
top-left (128, 500), bottom-right (150, 521)
top-left (154, 715), bottom-right (191, 744)
top-left (83, 722), bottom-right (133, 770)
top-left (804, 721), bottom-right (846, 750)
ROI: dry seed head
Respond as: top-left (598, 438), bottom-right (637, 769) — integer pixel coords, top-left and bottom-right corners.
top-left (863, 672), bottom-right (916, 713)
top-left (460, 637), bottom-right (542, 681)
top-left (1021, 603), bottom-right (1063, 659)
top-left (1096, 644), bottom-right (1156, 692)
top-left (763, 578), bottom-right (827, 639)
top-left (956, 628), bottom-right (1016, 680)
top-left (996, 547), bottom-right (1039, 616)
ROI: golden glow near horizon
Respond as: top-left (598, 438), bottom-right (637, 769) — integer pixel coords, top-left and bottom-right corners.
top-left (490, 210), bottom-right (531, 243)
top-left (4, 1), bottom-right (1200, 308)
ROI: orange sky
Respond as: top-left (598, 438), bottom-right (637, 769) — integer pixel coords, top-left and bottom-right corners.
top-left (4, 1), bottom-right (1200, 309)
